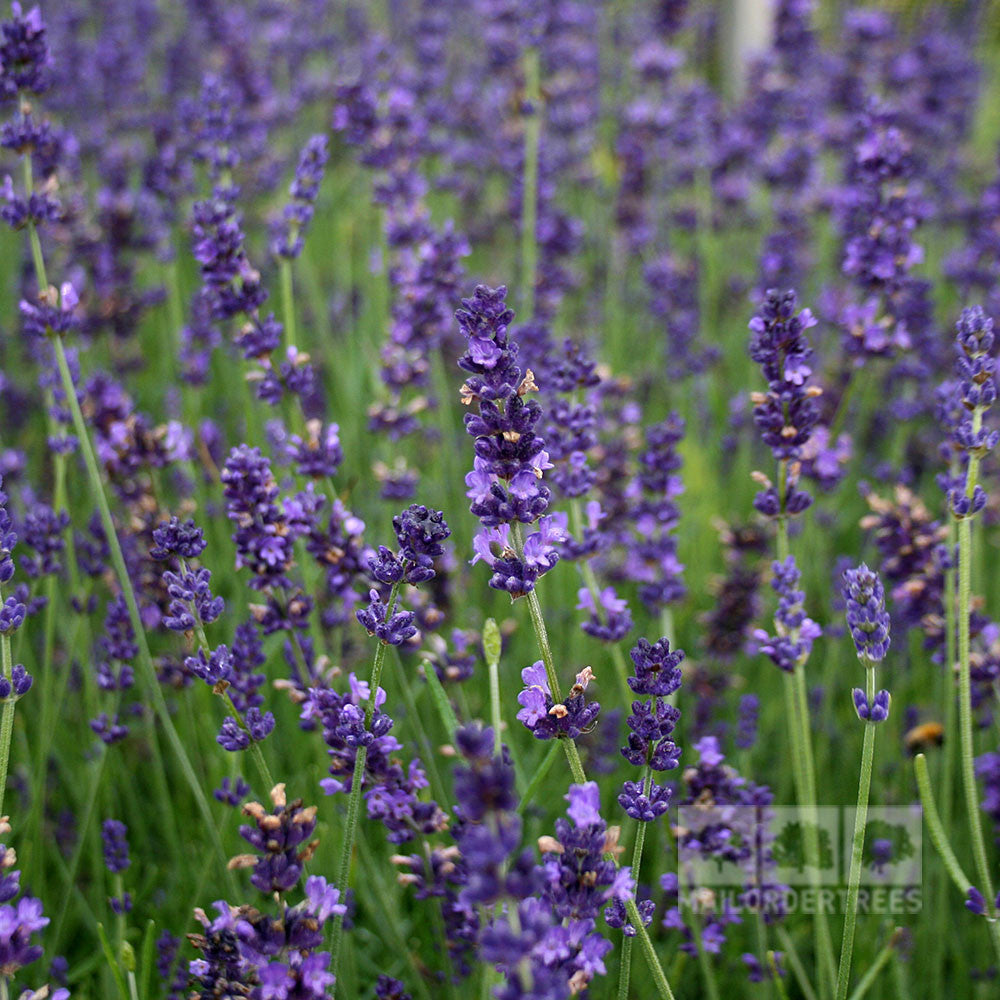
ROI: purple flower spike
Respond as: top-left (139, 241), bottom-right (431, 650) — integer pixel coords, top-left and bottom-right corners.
top-left (150, 517), bottom-right (207, 559)
top-left (754, 556), bottom-right (821, 672)
top-left (853, 688), bottom-right (890, 723)
top-left (235, 785), bottom-right (317, 895)
top-left (101, 819), bottom-right (130, 874)
top-left (356, 589), bottom-right (417, 647)
top-left (516, 663), bottom-right (599, 740)
top-left (842, 563), bottom-right (891, 663)
top-left (0, 663), bottom-right (31, 699)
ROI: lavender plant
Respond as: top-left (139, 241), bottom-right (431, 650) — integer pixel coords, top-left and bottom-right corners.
top-left (0, 2), bottom-right (998, 998)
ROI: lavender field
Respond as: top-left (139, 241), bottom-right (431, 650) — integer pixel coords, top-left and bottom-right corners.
top-left (2, 1), bottom-right (1000, 998)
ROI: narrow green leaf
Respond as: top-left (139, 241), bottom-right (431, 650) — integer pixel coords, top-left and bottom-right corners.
top-left (96, 922), bottom-right (129, 1000)
top-left (422, 659), bottom-right (459, 737)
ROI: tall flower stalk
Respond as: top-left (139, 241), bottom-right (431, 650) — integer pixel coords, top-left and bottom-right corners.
top-left (0, 4), bottom-right (233, 886)
top-left (948, 307), bottom-right (999, 921)
top-left (0, 481), bottom-right (30, 819)
top-left (457, 284), bottom-right (676, 997)
top-left (329, 505), bottom-right (450, 989)
top-left (749, 289), bottom-right (837, 997)
top-left (836, 564), bottom-right (891, 1000)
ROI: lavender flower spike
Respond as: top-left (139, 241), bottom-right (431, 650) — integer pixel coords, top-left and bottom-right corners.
top-left (841, 563), bottom-right (890, 664)
top-left (753, 556), bottom-right (821, 673)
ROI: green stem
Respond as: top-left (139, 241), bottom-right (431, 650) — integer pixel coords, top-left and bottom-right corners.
top-left (488, 647), bottom-right (503, 759)
top-left (627, 896), bottom-right (675, 1000)
top-left (942, 517), bottom-right (957, 828)
top-left (280, 257), bottom-right (297, 353)
top-left (330, 580), bottom-right (401, 992)
top-left (519, 46), bottom-right (541, 320)
top-left (513, 532), bottom-right (673, 998)
top-left (913, 752), bottom-right (972, 894)
top-left (571, 499), bottom-right (632, 708)
top-left (512, 525), bottom-right (587, 784)
top-left (114, 872), bottom-right (126, 954)
top-left (682, 895), bottom-right (720, 1000)
top-left (0, 585), bottom-right (15, 820)
top-left (617, 769), bottom-right (652, 1000)
top-left (957, 429), bottom-right (995, 916)
top-left (845, 933), bottom-right (898, 1000)
top-left (50, 334), bottom-right (233, 888)
top-left (775, 468), bottom-right (836, 999)
top-left (776, 927), bottom-right (818, 1000)
top-left (835, 665), bottom-right (878, 1000)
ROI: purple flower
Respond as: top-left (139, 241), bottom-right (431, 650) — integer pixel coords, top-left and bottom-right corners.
top-left (236, 785), bottom-right (317, 895)
top-left (150, 517), bottom-right (207, 559)
top-left (355, 589), bottom-right (417, 646)
top-left (749, 289), bottom-right (821, 460)
top-left (185, 645), bottom-right (232, 686)
top-left (576, 586), bottom-right (632, 643)
top-left (627, 637), bottom-right (684, 697)
top-left (391, 504), bottom-right (450, 583)
top-left (0, 3), bottom-right (49, 99)
top-left (753, 556), bottom-right (821, 672)
top-left (516, 663), bottom-right (600, 741)
top-left (0, 594), bottom-right (24, 635)
top-left (852, 688), bottom-right (891, 723)
top-left (842, 563), bottom-right (891, 663)
top-left (101, 819), bottom-right (130, 873)
top-left (271, 134), bottom-right (329, 260)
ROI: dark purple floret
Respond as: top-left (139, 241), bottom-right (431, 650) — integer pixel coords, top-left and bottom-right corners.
top-left (18, 502), bottom-right (68, 578)
top-left (852, 688), bottom-right (891, 723)
top-left (222, 445), bottom-right (296, 590)
top-left (470, 516), bottom-right (567, 599)
top-left (0, 663), bottom-right (31, 699)
top-left (217, 716), bottom-right (250, 752)
top-left (286, 421), bottom-right (342, 480)
top-left (356, 589), bottom-right (417, 646)
top-left (736, 694), bottom-right (760, 750)
top-left (392, 504), bottom-right (450, 583)
top-left (605, 895), bottom-right (655, 937)
top-left (271, 134), bottom-right (329, 259)
top-left (618, 780), bottom-right (672, 823)
top-left (841, 563), bottom-right (891, 663)
top-left (0, 594), bottom-right (25, 634)
top-left (236, 786), bottom-right (317, 895)
top-left (627, 637), bottom-right (684, 697)
top-left (622, 699), bottom-right (681, 771)
top-left (185, 645), bottom-right (232, 686)
top-left (0, 2), bottom-right (49, 99)
top-left (0, 890), bottom-right (48, 975)
top-left (217, 708), bottom-right (274, 752)
top-left (753, 556), bottom-right (821, 672)
top-left (456, 285), bottom-right (520, 402)
top-left (191, 197), bottom-right (267, 320)
top-left (214, 776), bottom-right (251, 808)
top-left (947, 306), bottom-right (998, 517)
top-left (151, 517), bottom-right (207, 559)
top-left (516, 662), bottom-right (600, 740)
top-left (101, 819), bottom-right (130, 873)
top-left (162, 561), bottom-right (225, 633)
top-left (91, 712), bottom-right (128, 744)
top-left (375, 975), bottom-right (411, 1000)
top-left (965, 886), bottom-right (1000, 917)
top-left (975, 749), bottom-right (1000, 844)
top-left (0, 475), bottom-right (17, 583)
top-left (576, 586), bottom-right (632, 643)
top-left (749, 288), bottom-right (821, 462)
